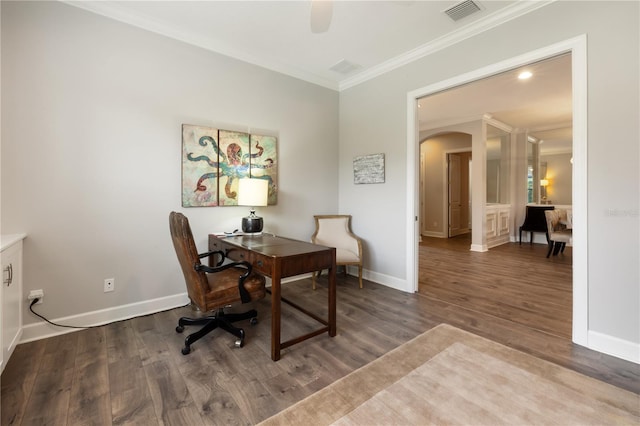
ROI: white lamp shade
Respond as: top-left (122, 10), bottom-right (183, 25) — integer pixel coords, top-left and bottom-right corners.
top-left (238, 178), bottom-right (268, 206)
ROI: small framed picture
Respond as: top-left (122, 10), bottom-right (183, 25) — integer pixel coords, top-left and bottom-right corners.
top-left (353, 153), bottom-right (385, 184)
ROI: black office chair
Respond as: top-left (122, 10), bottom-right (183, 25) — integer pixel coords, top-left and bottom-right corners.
top-left (169, 212), bottom-right (266, 354)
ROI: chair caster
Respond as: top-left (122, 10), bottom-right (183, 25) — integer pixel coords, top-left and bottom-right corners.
top-left (181, 345), bottom-right (191, 355)
top-left (250, 317), bottom-right (258, 325)
top-left (176, 325), bottom-right (184, 333)
top-left (234, 329), bottom-right (246, 348)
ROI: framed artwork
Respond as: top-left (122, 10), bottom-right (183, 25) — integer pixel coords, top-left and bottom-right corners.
top-left (353, 153), bottom-right (385, 184)
top-left (250, 134), bottom-right (278, 205)
top-left (182, 124), bottom-right (278, 207)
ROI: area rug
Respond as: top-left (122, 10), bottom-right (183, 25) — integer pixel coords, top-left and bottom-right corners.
top-left (259, 324), bottom-right (639, 425)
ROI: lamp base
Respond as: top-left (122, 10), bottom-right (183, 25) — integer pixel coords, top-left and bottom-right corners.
top-left (242, 215), bottom-right (263, 234)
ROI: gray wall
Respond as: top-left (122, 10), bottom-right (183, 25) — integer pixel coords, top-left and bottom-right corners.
top-left (339, 1), bottom-right (639, 349)
top-left (1, 2), bottom-right (338, 327)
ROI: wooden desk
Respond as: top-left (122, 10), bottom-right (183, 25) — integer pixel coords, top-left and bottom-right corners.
top-left (209, 234), bottom-right (336, 361)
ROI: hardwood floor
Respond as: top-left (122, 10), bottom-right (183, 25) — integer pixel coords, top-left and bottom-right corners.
top-left (2, 239), bottom-right (638, 425)
top-left (419, 233), bottom-right (572, 339)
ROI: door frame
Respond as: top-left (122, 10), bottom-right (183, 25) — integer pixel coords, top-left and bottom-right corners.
top-left (405, 35), bottom-right (588, 347)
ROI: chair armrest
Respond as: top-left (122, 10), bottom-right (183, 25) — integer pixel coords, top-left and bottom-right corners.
top-left (194, 260), bottom-right (255, 303)
top-left (198, 249), bottom-right (225, 267)
top-left (341, 232), bottom-right (363, 258)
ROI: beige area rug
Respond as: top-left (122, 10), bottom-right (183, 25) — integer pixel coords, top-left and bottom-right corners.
top-left (259, 324), bottom-right (639, 425)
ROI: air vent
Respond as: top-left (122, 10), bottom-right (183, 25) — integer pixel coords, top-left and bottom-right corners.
top-left (329, 59), bottom-right (361, 75)
top-left (444, 0), bottom-right (481, 22)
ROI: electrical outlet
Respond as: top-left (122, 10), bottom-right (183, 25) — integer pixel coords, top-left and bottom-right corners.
top-left (104, 278), bottom-right (115, 293)
top-left (28, 289), bottom-right (44, 304)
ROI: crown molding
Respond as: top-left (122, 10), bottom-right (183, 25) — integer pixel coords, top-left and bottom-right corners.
top-left (339, 1), bottom-right (555, 91)
top-left (62, 0), bottom-right (554, 93)
top-left (61, 1), bottom-right (340, 91)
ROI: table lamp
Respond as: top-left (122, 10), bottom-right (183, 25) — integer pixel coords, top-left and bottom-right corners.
top-left (238, 178), bottom-right (268, 234)
top-left (540, 179), bottom-right (549, 203)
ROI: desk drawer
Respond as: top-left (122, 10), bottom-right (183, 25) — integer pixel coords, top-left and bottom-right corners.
top-left (223, 246), bottom-right (249, 262)
top-left (249, 252), bottom-right (272, 275)
top-left (213, 241), bottom-right (272, 275)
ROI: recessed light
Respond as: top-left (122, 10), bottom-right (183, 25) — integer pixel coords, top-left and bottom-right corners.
top-left (518, 71), bottom-right (533, 80)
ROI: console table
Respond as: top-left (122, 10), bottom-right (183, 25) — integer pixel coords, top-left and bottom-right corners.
top-left (209, 234), bottom-right (336, 361)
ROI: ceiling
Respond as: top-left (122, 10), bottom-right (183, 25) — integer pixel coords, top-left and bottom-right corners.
top-left (64, 0), bottom-right (570, 150)
top-left (419, 53), bottom-right (573, 154)
top-left (65, 0), bottom-right (552, 91)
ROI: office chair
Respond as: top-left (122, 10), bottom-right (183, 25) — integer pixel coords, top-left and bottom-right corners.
top-left (311, 214), bottom-right (363, 289)
top-left (169, 212), bottom-right (266, 354)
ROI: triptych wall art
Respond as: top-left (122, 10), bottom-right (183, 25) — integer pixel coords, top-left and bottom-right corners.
top-left (182, 124), bottom-right (278, 207)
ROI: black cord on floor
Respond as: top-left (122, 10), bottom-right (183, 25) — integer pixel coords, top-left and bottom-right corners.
top-left (28, 298), bottom-right (190, 329)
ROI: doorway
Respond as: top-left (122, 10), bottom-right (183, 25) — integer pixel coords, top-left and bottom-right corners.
top-left (406, 36), bottom-right (588, 347)
top-left (447, 151), bottom-right (471, 238)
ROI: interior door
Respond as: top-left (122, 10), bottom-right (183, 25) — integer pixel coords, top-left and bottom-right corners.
top-left (448, 153), bottom-right (462, 237)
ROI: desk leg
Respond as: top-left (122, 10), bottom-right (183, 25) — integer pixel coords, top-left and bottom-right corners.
top-left (271, 267), bottom-right (282, 361)
top-left (328, 257), bottom-right (337, 337)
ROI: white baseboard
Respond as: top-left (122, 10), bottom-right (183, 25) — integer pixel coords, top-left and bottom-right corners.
top-left (19, 272), bottom-right (350, 344)
top-left (21, 293), bottom-right (190, 343)
top-left (421, 231), bottom-right (445, 238)
top-left (359, 267), bottom-right (408, 292)
top-left (19, 276), bottom-right (639, 365)
top-left (587, 330), bottom-right (640, 364)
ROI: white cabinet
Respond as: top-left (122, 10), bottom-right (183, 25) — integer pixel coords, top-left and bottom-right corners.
top-left (1, 234), bottom-right (25, 373)
top-left (486, 205), bottom-right (511, 248)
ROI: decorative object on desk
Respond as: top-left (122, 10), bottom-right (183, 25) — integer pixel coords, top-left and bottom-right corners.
top-left (310, 214), bottom-right (363, 289)
top-left (169, 212), bottom-right (266, 354)
top-left (353, 153), bottom-right (385, 184)
top-left (258, 324), bottom-right (639, 426)
top-left (238, 178), bottom-right (269, 234)
top-left (181, 124), bottom-right (277, 207)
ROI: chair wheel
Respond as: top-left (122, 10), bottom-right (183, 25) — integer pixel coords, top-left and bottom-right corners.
top-left (250, 317), bottom-right (258, 325)
top-left (235, 338), bottom-right (244, 348)
top-left (176, 325), bottom-right (184, 333)
top-left (181, 346), bottom-right (191, 355)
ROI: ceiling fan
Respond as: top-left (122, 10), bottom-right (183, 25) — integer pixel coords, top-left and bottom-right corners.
top-left (310, 0), bottom-right (333, 33)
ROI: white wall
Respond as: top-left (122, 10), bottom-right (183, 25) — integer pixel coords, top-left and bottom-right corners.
top-left (1, 2), bottom-right (339, 331)
top-left (339, 1), bottom-right (639, 356)
top-left (541, 152), bottom-right (573, 205)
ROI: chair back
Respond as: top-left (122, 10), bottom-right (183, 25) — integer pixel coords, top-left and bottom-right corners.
top-left (312, 215), bottom-right (359, 254)
top-left (544, 209), bottom-right (568, 234)
top-left (521, 205), bottom-right (554, 232)
top-left (169, 211), bottom-right (209, 307)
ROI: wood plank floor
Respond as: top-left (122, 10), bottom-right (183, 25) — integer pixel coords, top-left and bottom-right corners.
top-left (2, 238), bottom-right (638, 425)
top-left (419, 234), bottom-right (573, 339)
